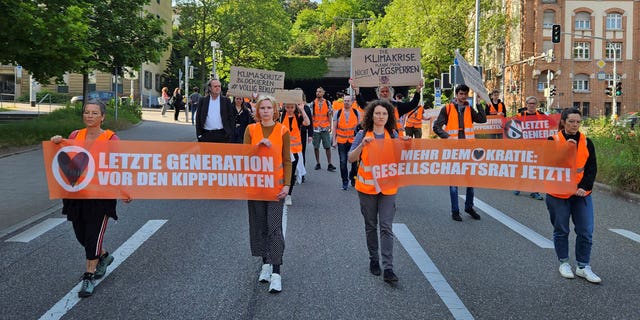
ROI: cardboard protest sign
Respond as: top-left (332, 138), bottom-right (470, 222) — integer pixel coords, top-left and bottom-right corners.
top-left (365, 138), bottom-right (577, 194)
top-left (454, 52), bottom-right (491, 103)
top-left (351, 48), bottom-right (422, 87)
top-left (502, 113), bottom-right (560, 139)
top-left (227, 66), bottom-right (285, 98)
top-left (474, 115), bottom-right (504, 135)
top-left (274, 89), bottom-right (304, 104)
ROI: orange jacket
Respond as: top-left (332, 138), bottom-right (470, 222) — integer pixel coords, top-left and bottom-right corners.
top-left (548, 132), bottom-right (590, 199)
top-left (284, 115), bottom-right (302, 153)
top-left (405, 106), bottom-right (424, 129)
top-left (355, 130), bottom-right (398, 195)
top-left (248, 123), bottom-right (286, 190)
top-left (312, 99), bottom-right (330, 130)
top-left (335, 108), bottom-right (359, 144)
top-left (488, 102), bottom-right (504, 115)
top-left (445, 103), bottom-right (474, 139)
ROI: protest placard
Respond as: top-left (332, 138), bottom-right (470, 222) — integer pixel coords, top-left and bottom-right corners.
top-left (227, 66), bottom-right (285, 98)
top-left (274, 89), bottom-right (304, 104)
top-left (351, 48), bottom-right (422, 87)
top-left (454, 52), bottom-right (491, 103)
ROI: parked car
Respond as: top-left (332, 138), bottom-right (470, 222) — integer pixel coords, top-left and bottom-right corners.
top-left (70, 91), bottom-right (118, 104)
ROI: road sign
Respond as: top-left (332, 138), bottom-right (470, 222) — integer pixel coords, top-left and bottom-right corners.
top-left (597, 60), bottom-right (606, 69)
top-left (597, 71), bottom-right (606, 80)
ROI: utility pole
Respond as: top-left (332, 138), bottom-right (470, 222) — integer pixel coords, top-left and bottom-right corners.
top-left (334, 16), bottom-right (372, 95)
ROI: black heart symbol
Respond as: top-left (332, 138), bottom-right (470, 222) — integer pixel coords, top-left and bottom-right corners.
top-left (57, 152), bottom-right (89, 186)
top-left (472, 149), bottom-right (485, 161)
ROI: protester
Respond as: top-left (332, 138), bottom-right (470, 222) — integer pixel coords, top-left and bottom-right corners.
top-left (433, 84), bottom-right (486, 221)
top-left (188, 87), bottom-right (201, 125)
top-left (50, 99), bottom-right (131, 298)
top-left (348, 100), bottom-right (408, 284)
top-left (244, 96), bottom-right (292, 293)
top-left (546, 108), bottom-right (601, 283)
top-left (195, 79), bottom-right (236, 143)
top-left (298, 90), bottom-right (313, 183)
top-left (485, 89), bottom-right (505, 116)
top-left (513, 96), bottom-right (545, 200)
top-left (332, 95), bottom-right (361, 190)
top-left (310, 87), bottom-right (336, 172)
top-left (403, 105), bottom-right (424, 138)
top-left (279, 102), bottom-right (310, 205)
top-left (160, 87), bottom-right (170, 116)
top-left (172, 87), bottom-right (185, 122)
top-left (231, 96), bottom-right (254, 143)
top-left (351, 79), bottom-right (423, 125)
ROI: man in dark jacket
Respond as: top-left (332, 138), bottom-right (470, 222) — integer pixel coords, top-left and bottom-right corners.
top-left (195, 79), bottom-right (236, 142)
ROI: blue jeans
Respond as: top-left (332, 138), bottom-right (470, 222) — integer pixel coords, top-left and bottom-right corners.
top-left (449, 186), bottom-right (474, 212)
top-left (546, 194), bottom-right (594, 266)
top-left (338, 143), bottom-right (357, 184)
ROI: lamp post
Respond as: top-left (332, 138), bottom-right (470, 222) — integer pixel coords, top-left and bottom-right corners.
top-left (211, 40), bottom-right (219, 80)
top-left (334, 17), bottom-right (372, 95)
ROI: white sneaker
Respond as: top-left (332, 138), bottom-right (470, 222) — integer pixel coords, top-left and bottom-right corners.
top-left (558, 262), bottom-right (575, 279)
top-left (575, 266), bottom-right (602, 283)
top-left (258, 264), bottom-right (272, 283)
top-left (269, 273), bottom-right (282, 293)
top-left (284, 195), bottom-right (292, 206)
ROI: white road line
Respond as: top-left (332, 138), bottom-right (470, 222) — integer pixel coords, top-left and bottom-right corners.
top-left (610, 229), bottom-right (640, 243)
top-left (0, 204), bottom-right (62, 239)
top-left (394, 223), bottom-right (474, 320)
top-left (6, 218), bottom-right (66, 243)
top-left (39, 219), bottom-right (168, 320)
top-left (461, 196), bottom-right (554, 249)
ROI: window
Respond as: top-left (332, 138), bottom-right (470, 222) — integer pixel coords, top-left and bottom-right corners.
top-left (572, 74), bottom-right (589, 92)
top-left (155, 74), bottom-right (162, 92)
top-left (573, 102), bottom-right (581, 110)
top-left (543, 40), bottom-right (553, 53)
top-left (605, 74), bottom-right (622, 87)
top-left (57, 85), bottom-right (69, 93)
top-left (144, 71), bottom-right (152, 89)
top-left (537, 71), bottom-right (552, 91)
top-left (541, 0), bottom-right (556, 3)
top-left (582, 102), bottom-right (590, 117)
top-left (543, 10), bottom-right (555, 28)
top-left (605, 42), bottom-right (622, 61)
top-left (574, 12), bottom-right (591, 30)
top-left (573, 42), bottom-right (590, 60)
top-left (606, 13), bottom-right (622, 30)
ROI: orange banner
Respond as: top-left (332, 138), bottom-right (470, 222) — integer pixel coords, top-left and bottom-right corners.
top-left (43, 140), bottom-right (283, 200)
top-left (365, 138), bottom-right (577, 194)
top-left (502, 113), bottom-right (560, 139)
top-left (473, 115), bottom-right (504, 135)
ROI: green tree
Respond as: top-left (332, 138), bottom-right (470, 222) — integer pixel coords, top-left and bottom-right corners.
top-left (0, 0), bottom-right (91, 83)
top-left (284, 0), bottom-right (318, 22)
top-left (174, 0), bottom-right (291, 86)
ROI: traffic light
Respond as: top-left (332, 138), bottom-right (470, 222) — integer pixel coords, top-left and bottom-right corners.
top-left (615, 81), bottom-right (623, 96)
top-left (605, 86), bottom-right (612, 97)
top-left (550, 86), bottom-right (557, 97)
top-left (552, 25), bottom-right (561, 43)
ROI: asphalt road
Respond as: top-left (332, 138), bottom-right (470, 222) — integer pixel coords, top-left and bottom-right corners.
top-left (1, 111), bottom-right (639, 320)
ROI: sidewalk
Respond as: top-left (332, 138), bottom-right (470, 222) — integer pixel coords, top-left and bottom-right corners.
top-left (0, 104), bottom-right (196, 236)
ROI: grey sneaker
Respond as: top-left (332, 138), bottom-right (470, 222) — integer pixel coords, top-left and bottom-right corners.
top-left (78, 272), bottom-right (95, 298)
top-left (558, 262), bottom-right (575, 279)
top-left (94, 252), bottom-right (114, 279)
top-left (258, 264), bottom-right (272, 283)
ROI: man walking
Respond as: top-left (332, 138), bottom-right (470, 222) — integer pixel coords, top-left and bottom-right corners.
top-left (331, 95), bottom-right (361, 190)
top-left (195, 79), bottom-right (236, 143)
top-left (311, 87), bottom-right (336, 172)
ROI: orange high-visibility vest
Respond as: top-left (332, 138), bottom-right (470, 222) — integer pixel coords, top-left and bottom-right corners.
top-left (332, 100), bottom-right (344, 111)
top-left (312, 99), bottom-right (330, 130)
top-left (548, 132), bottom-right (590, 199)
top-left (352, 101), bottom-right (363, 114)
top-left (75, 129), bottom-right (115, 142)
top-left (393, 107), bottom-right (405, 137)
top-left (355, 130), bottom-right (398, 195)
top-left (405, 106), bottom-right (424, 128)
top-left (335, 108), bottom-right (359, 144)
top-left (488, 102), bottom-right (504, 115)
top-left (445, 103), bottom-right (474, 139)
top-left (248, 123), bottom-right (286, 189)
top-left (285, 115), bottom-right (302, 153)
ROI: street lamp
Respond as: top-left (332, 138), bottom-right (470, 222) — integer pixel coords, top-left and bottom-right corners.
top-left (211, 40), bottom-right (219, 80)
top-left (334, 17), bottom-right (372, 95)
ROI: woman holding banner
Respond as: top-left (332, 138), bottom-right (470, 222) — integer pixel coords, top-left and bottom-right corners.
top-left (348, 100), bottom-right (407, 284)
top-left (546, 108), bottom-right (600, 283)
top-left (50, 99), bottom-right (131, 298)
top-left (244, 96), bottom-right (292, 293)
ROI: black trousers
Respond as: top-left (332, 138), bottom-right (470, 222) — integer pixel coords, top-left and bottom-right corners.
top-left (199, 129), bottom-right (229, 143)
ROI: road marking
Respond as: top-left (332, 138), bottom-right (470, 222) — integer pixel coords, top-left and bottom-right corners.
top-left (6, 218), bottom-right (66, 243)
top-left (39, 219), bottom-right (167, 320)
top-left (610, 229), bottom-right (640, 243)
top-left (0, 204), bottom-right (62, 239)
top-left (394, 223), bottom-right (474, 320)
top-left (462, 196), bottom-right (554, 249)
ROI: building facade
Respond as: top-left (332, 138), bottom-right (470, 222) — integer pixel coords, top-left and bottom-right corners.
top-left (495, 0), bottom-right (639, 118)
top-left (0, 0), bottom-right (172, 107)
